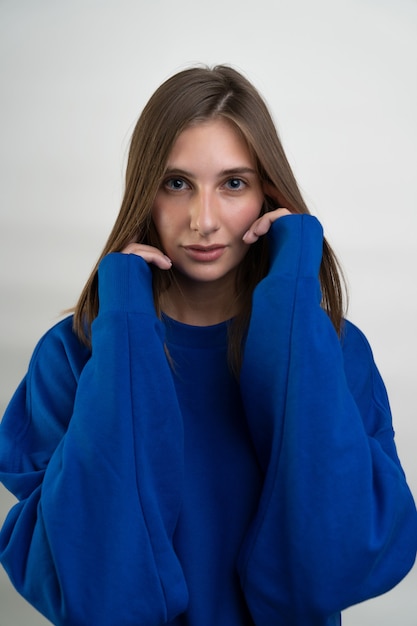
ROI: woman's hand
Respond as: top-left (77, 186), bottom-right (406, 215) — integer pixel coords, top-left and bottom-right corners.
top-left (121, 243), bottom-right (172, 270)
top-left (243, 208), bottom-right (292, 244)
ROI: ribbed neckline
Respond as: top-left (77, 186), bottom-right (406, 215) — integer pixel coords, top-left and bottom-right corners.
top-left (161, 313), bottom-right (230, 349)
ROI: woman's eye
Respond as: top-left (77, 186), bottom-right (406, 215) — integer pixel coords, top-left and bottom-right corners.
top-left (165, 178), bottom-right (189, 191)
top-left (225, 178), bottom-right (245, 190)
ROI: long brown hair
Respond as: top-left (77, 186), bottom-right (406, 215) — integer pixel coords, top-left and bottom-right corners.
top-left (73, 64), bottom-right (347, 372)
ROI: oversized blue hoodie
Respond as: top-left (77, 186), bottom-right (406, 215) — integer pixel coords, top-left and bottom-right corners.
top-left (0, 215), bottom-right (416, 625)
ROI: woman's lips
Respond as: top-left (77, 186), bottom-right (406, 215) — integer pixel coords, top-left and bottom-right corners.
top-left (183, 245), bottom-right (227, 262)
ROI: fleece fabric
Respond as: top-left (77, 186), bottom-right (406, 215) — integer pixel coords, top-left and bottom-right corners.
top-left (0, 215), bottom-right (416, 626)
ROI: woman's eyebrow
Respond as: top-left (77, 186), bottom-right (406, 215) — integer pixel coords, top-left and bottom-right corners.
top-left (218, 167), bottom-right (258, 177)
top-left (163, 167), bottom-right (194, 177)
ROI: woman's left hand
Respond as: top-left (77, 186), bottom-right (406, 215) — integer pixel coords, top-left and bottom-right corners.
top-left (243, 207), bottom-right (292, 244)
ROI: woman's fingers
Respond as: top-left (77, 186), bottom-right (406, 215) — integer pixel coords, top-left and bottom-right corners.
top-left (243, 208), bottom-right (292, 244)
top-left (121, 243), bottom-right (172, 270)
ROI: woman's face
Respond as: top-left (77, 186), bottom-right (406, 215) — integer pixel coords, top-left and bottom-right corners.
top-left (152, 118), bottom-right (264, 291)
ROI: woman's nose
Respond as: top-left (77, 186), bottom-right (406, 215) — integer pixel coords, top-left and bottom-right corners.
top-left (190, 191), bottom-right (220, 236)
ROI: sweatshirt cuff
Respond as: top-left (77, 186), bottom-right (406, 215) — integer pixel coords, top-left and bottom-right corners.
top-left (97, 253), bottom-right (156, 315)
top-left (267, 214), bottom-right (323, 279)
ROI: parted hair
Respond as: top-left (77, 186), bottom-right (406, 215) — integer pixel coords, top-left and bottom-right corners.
top-left (72, 64), bottom-right (346, 373)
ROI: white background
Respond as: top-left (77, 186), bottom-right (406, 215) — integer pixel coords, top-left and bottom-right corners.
top-left (0, 0), bottom-right (416, 624)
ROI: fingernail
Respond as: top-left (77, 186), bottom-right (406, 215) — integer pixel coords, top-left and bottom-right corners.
top-left (243, 231), bottom-right (259, 243)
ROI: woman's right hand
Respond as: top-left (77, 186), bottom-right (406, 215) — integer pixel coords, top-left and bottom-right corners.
top-left (121, 243), bottom-right (172, 270)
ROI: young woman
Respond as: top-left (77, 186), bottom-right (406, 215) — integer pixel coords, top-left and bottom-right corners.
top-left (0, 65), bottom-right (416, 626)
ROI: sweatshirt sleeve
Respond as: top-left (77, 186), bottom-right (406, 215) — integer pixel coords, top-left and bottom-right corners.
top-left (238, 215), bottom-right (417, 625)
top-left (0, 253), bottom-right (188, 626)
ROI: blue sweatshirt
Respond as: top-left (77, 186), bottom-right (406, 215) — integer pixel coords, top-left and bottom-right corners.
top-left (0, 215), bottom-right (416, 626)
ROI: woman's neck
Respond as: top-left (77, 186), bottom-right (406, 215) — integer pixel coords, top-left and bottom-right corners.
top-left (160, 271), bottom-right (240, 326)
